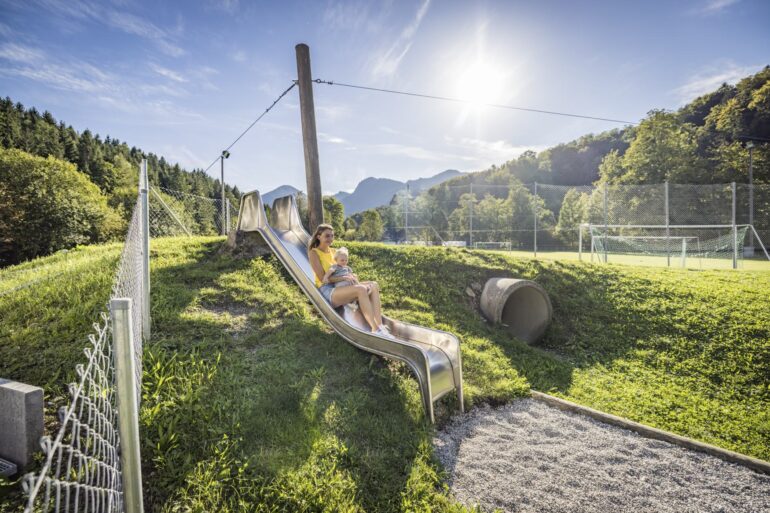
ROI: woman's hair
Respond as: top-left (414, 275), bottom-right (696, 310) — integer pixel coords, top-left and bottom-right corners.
top-left (308, 223), bottom-right (334, 251)
top-left (334, 247), bottom-right (349, 261)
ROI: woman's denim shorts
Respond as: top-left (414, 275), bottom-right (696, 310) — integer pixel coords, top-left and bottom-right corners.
top-left (318, 283), bottom-right (336, 304)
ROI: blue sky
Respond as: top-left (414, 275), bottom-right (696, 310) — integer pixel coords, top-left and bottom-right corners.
top-left (1, 0), bottom-right (768, 194)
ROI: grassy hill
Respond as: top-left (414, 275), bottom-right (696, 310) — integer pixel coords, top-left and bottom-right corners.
top-left (1, 238), bottom-right (768, 511)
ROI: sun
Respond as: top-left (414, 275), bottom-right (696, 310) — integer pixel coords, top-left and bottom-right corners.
top-left (456, 61), bottom-right (504, 106)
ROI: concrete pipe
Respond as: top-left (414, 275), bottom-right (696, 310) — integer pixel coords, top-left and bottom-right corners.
top-left (480, 278), bottom-right (552, 344)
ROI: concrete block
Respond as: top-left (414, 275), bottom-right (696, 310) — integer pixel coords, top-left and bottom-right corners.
top-left (0, 378), bottom-right (44, 472)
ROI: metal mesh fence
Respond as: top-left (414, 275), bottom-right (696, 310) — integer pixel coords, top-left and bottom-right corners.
top-left (146, 181), bottom-right (767, 266)
top-left (148, 186), bottom-right (236, 237)
top-left (376, 181), bottom-right (768, 266)
top-left (22, 171), bottom-right (149, 512)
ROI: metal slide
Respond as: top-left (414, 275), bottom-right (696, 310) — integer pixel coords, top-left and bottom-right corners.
top-left (237, 191), bottom-right (463, 422)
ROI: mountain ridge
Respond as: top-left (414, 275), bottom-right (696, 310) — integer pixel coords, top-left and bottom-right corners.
top-left (261, 169), bottom-right (463, 215)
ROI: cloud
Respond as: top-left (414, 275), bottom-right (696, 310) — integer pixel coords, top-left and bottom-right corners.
top-left (0, 43), bottom-right (46, 63)
top-left (207, 0), bottom-right (239, 14)
top-left (35, 0), bottom-right (185, 57)
top-left (0, 22), bottom-right (15, 38)
top-left (379, 126), bottom-right (402, 135)
top-left (231, 49), bottom-right (247, 63)
top-left (0, 58), bottom-right (112, 93)
top-left (106, 11), bottom-right (185, 57)
top-left (370, 143), bottom-right (473, 162)
top-left (190, 66), bottom-right (220, 91)
top-left (695, 0), bottom-right (740, 14)
top-left (370, 0), bottom-right (431, 78)
top-left (318, 132), bottom-right (347, 144)
top-left (454, 137), bottom-right (544, 160)
top-left (149, 62), bottom-right (187, 83)
top-left (673, 62), bottom-right (762, 103)
top-left (0, 44), bottom-right (206, 124)
top-left (161, 144), bottom-right (210, 170)
top-left (316, 104), bottom-right (350, 122)
top-left (323, 1), bottom-right (376, 32)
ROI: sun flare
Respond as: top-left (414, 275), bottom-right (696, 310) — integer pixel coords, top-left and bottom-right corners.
top-left (456, 61), bottom-right (504, 105)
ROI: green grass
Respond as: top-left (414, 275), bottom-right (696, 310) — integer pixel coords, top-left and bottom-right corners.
top-left (1, 236), bottom-right (768, 511)
top-left (500, 249), bottom-right (770, 271)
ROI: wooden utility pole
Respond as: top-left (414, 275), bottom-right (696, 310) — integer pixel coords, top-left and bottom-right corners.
top-left (295, 43), bottom-right (324, 232)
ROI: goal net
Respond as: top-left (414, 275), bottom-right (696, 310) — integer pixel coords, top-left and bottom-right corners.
top-left (473, 241), bottom-right (512, 251)
top-left (588, 225), bottom-right (750, 268)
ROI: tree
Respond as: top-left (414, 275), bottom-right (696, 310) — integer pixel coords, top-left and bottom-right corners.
top-left (598, 110), bottom-right (707, 184)
top-left (555, 189), bottom-right (588, 244)
top-left (323, 195), bottom-right (345, 236)
top-left (0, 148), bottom-right (122, 265)
top-left (356, 209), bottom-right (384, 241)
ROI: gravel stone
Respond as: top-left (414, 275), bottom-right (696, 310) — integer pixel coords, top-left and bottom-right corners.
top-left (434, 399), bottom-right (770, 513)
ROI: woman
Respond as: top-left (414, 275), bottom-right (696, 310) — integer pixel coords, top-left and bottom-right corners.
top-left (308, 224), bottom-right (393, 338)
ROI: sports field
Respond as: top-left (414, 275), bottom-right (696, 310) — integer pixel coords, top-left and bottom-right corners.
top-left (496, 249), bottom-right (770, 271)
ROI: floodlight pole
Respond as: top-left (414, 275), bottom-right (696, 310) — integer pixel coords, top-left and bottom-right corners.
top-left (663, 180), bottom-right (671, 267)
top-left (603, 183), bottom-right (608, 263)
top-left (732, 182), bottom-right (738, 269)
top-left (404, 184), bottom-right (409, 242)
top-left (221, 150), bottom-right (230, 235)
top-left (747, 141), bottom-right (755, 252)
top-left (578, 224), bottom-right (583, 261)
top-left (469, 182), bottom-right (474, 247)
top-left (533, 182), bottom-right (538, 259)
top-left (295, 43), bottom-right (324, 232)
top-left (140, 159), bottom-right (150, 340)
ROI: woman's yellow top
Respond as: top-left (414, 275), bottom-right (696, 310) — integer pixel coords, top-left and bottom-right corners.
top-left (311, 247), bottom-right (334, 287)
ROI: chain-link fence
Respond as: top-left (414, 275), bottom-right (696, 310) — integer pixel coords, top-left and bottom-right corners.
top-left (21, 162), bottom-right (150, 513)
top-left (380, 181), bottom-right (769, 268)
top-left (144, 180), bottom-right (768, 268)
top-left (149, 186), bottom-right (237, 237)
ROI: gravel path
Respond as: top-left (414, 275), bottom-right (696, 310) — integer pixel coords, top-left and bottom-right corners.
top-left (433, 399), bottom-right (770, 513)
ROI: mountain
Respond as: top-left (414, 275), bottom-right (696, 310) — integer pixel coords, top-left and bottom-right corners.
top-left (334, 177), bottom-right (404, 215)
top-left (406, 169), bottom-right (463, 193)
top-left (262, 185), bottom-right (300, 207)
top-left (334, 169), bottom-right (463, 215)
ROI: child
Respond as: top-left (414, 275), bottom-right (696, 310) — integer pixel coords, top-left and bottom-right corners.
top-left (323, 247), bottom-right (358, 310)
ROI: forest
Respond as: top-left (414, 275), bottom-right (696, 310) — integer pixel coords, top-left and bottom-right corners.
top-left (0, 98), bottom-right (241, 265)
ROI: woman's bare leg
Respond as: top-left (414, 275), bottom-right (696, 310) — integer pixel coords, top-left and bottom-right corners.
top-left (363, 281), bottom-right (383, 326)
top-left (332, 284), bottom-right (378, 331)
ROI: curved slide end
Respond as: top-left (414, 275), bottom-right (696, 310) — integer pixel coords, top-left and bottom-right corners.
top-left (234, 190), bottom-right (464, 423)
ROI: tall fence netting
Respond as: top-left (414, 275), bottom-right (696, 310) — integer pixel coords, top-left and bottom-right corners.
top-left (149, 181), bottom-right (768, 267)
top-left (149, 186), bottom-right (237, 237)
top-left (22, 195), bottom-right (147, 513)
top-left (375, 181), bottom-right (769, 267)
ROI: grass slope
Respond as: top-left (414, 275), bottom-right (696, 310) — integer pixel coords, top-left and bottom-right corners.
top-left (1, 237), bottom-right (768, 511)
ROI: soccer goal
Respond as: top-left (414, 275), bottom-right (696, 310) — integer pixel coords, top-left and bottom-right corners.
top-left (584, 224), bottom-right (755, 269)
top-left (473, 241), bottom-right (512, 251)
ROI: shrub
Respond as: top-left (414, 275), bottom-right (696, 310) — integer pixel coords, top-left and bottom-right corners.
top-left (0, 148), bottom-right (123, 265)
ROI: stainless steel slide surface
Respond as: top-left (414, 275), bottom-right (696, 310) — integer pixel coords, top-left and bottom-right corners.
top-left (236, 191), bottom-right (463, 422)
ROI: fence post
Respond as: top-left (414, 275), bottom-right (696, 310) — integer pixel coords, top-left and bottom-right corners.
top-left (110, 298), bottom-right (144, 513)
top-left (220, 157), bottom-right (227, 236)
top-left (578, 224), bottom-right (583, 261)
top-left (663, 180), bottom-right (671, 267)
top-left (533, 182), bottom-right (538, 259)
top-left (226, 199), bottom-right (231, 234)
top-left (469, 183), bottom-right (473, 248)
top-left (603, 183), bottom-right (608, 263)
top-left (404, 185), bottom-right (409, 242)
top-left (140, 160), bottom-right (151, 340)
top-left (732, 182), bottom-right (738, 269)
